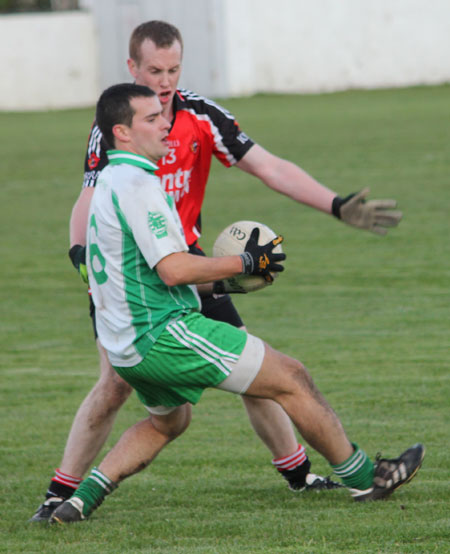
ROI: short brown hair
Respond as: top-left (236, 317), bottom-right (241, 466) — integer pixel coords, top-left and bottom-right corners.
top-left (96, 83), bottom-right (156, 148)
top-left (129, 20), bottom-right (183, 64)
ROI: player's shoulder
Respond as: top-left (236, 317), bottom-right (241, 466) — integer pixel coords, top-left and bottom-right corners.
top-left (176, 88), bottom-right (235, 121)
top-left (87, 121), bottom-right (112, 162)
top-left (109, 160), bottom-right (151, 178)
top-left (111, 163), bottom-right (159, 190)
top-left (86, 121), bottom-right (103, 150)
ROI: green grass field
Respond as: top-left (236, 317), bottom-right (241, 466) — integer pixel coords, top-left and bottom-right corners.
top-left (1, 85), bottom-right (449, 553)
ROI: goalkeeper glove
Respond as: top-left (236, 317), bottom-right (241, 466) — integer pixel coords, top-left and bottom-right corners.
top-left (332, 187), bottom-right (403, 235)
top-left (212, 279), bottom-right (248, 294)
top-left (68, 244), bottom-right (89, 284)
top-left (240, 228), bottom-right (286, 283)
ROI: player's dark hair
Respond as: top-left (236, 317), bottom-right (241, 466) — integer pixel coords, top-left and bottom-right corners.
top-left (96, 83), bottom-right (156, 148)
top-left (129, 20), bottom-right (183, 63)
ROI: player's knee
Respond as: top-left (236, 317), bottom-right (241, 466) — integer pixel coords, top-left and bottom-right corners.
top-left (152, 404), bottom-right (192, 441)
top-left (92, 371), bottom-right (132, 411)
top-left (169, 404), bottom-right (192, 439)
top-left (279, 356), bottom-right (314, 393)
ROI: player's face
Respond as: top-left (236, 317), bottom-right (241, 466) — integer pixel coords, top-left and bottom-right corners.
top-left (126, 95), bottom-right (171, 163)
top-left (128, 39), bottom-right (182, 117)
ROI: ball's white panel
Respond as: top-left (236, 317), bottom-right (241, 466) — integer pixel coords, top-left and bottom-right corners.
top-left (213, 221), bottom-right (283, 292)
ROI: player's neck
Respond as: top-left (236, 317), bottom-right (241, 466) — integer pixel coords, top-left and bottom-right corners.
top-left (162, 101), bottom-right (175, 125)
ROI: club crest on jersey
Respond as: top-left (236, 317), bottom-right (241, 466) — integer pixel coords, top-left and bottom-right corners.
top-left (190, 140), bottom-right (199, 153)
top-left (147, 212), bottom-right (168, 238)
top-left (87, 152), bottom-right (100, 169)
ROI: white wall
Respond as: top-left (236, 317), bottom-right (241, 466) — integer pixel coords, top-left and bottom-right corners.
top-left (90, 0), bottom-right (450, 98)
top-left (86, 0), bottom-right (228, 95)
top-left (223, 0), bottom-right (450, 96)
top-left (1, 0), bottom-right (449, 110)
top-left (0, 11), bottom-right (99, 110)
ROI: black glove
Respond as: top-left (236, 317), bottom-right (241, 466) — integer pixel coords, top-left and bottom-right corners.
top-left (68, 244), bottom-right (89, 284)
top-left (239, 228), bottom-right (286, 283)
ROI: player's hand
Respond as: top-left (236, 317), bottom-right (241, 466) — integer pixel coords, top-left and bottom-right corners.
top-left (332, 187), bottom-right (403, 235)
top-left (240, 228), bottom-right (286, 283)
top-left (212, 279), bottom-right (248, 294)
top-left (68, 244), bottom-right (89, 284)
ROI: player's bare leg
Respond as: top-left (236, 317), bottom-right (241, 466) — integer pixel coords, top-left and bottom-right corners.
top-left (99, 404), bottom-right (192, 482)
top-left (244, 344), bottom-right (424, 500)
top-left (29, 340), bottom-right (132, 522)
top-left (241, 396), bottom-right (297, 457)
top-left (245, 344), bottom-right (354, 464)
top-left (59, 340), bottom-right (132, 477)
top-left (237, 324), bottom-right (337, 490)
top-left (237, 326), bottom-right (297, 457)
top-left (49, 341), bottom-right (424, 523)
top-left (240, 396), bottom-right (336, 490)
top-left (50, 405), bottom-right (192, 524)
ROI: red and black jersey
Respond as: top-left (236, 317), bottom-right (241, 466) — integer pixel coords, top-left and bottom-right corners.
top-left (82, 88), bottom-right (254, 245)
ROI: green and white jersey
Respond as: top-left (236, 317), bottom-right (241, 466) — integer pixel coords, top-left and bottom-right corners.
top-left (86, 150), bottom-right (201, 367)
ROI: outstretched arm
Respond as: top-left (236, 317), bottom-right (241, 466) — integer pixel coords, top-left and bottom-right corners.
top-left (236, 144), bottom-right (402, 235)
top-left (236, 144), bottom-right (336, 213)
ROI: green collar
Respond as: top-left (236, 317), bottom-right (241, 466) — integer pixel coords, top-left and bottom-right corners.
top-left (107, 150), bottom-right (159, 173)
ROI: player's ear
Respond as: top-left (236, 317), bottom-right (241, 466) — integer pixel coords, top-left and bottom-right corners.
top-left (112, 123), bottom-right (130, 143)
top-left (127, 58), bottom-right (138, 79)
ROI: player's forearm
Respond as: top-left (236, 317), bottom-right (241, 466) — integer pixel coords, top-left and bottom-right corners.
top-left (157, 252), bottom-right (243, 287)
top-left (237, 145), bottom-right (337, 214)
top-left (265, 159), bottom-right (337, 213)
top-left (70, 187), bottom-right (95, 246)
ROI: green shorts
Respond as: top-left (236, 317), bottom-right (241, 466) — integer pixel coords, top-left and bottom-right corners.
top-left (113, 311), bottom-right (248, 408)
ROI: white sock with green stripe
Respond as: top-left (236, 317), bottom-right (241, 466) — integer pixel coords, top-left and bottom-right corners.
top-left (331, 443), bottom-right (374, 490)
